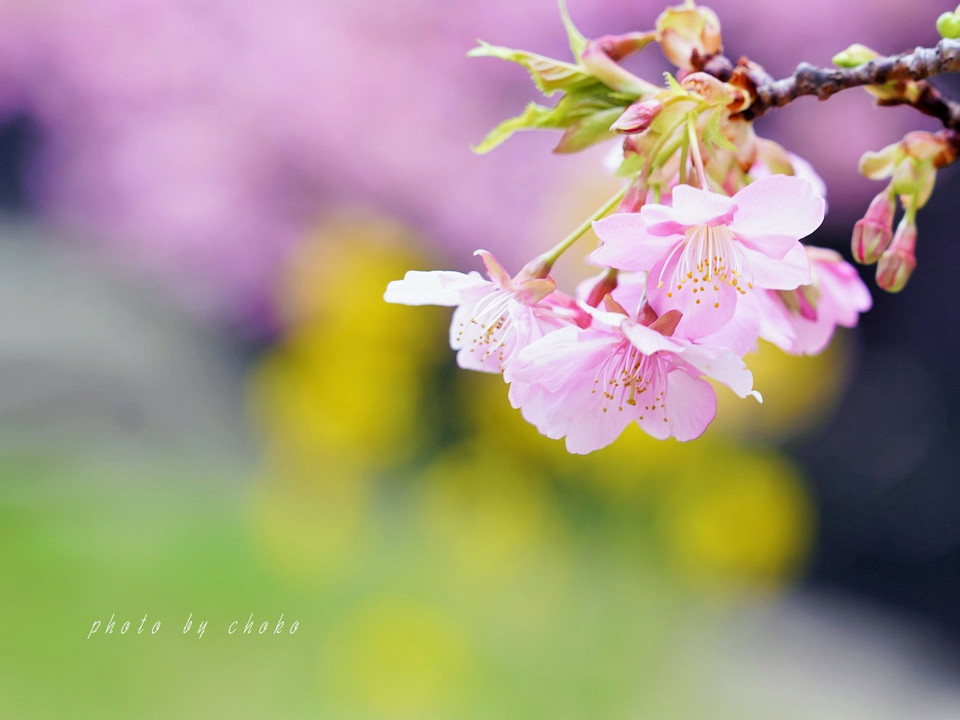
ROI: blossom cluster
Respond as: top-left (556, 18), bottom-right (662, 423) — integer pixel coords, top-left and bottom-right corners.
top-left (385, 2), bottom-right (881, 453)
top-left (386, 168), bottom-right (870, 453)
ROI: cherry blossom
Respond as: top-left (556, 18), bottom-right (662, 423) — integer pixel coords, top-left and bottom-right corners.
top-left (384, 250), bottom-right (580, 379)
top-left (509, 303), bottom-right (759, 453)
top-left (757, 247), bottom-right (873, 355)
top-left (591, 175), bottom-right (825, 337)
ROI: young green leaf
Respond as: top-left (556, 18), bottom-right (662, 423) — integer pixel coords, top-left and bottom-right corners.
top-left (468, 41), bottom-right (598, 96)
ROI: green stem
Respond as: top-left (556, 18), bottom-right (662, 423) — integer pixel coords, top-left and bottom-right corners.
top-left (539, 186), bottom-right (628, 267)
top-left (687, 119), bottom-right (708, 189)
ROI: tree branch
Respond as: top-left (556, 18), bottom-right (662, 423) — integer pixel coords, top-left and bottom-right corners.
top-left (735, 38), bottom-right (960, 128)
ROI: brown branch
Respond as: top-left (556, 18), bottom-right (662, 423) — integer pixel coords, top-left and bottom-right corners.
top-left (734, 38), bottom-right (960, 128)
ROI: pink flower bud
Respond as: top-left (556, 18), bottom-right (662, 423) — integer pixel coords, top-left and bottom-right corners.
top-left (876, 219), bottom-right (917, 293)
top-left (610, 100), bottom-right (663, 134)
top-left (851, 190), bottom-right (894, 264)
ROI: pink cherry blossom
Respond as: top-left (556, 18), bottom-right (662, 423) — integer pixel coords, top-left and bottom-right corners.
top-left (509, 303), bottom-right (759, 454)
top-left (590, 175), bottom-right (825, 337)
top-left (757, 246), bottom-right (873, 355)
top-left (383, 250), bottom-right (579, 379)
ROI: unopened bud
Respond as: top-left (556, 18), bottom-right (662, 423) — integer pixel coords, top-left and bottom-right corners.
top-left (518, 253), bottom-right (554, 280)
top-left (851, 190), bottom-right (895, 264)
top-left (610, 100), bottom-right (663, 133)
top-left (876, 219), bottom-right (917, 292)
top-left (656, 3), bottom-right (722, 70)
top-left (832, 44), bottom-right (880, 68)
top-left (937, 11), bottom-right (960, 39)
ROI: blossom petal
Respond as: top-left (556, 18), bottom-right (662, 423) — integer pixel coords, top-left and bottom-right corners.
top-left (559, 397), bottom-right (637, 454)
top-left (653, 183), bottom-right (738, 228)
top-left (591, 213), bottom-right (679, 272)
top-left (678, 345), bottom-right (757, 399)
top-left (511, 326), bottom-right (617, 394)
top-left (756, 290), bottom-right (799, 351)
top-left (384, 270), bottom-right (487, 306)
top-left (787, 250), bottom-right (873, 355)
top-left (475, 249), bottom-right (511, 287)
top-left (729, 175), bottom-right (825, 241)
top-left (621, 320), bottom-right (685, 356)
top-left (693, 291), bottom-right (761, 356)
top-left (740, 243), bottom-right (810, 290)
top-left (451, 289), bottom-right (547, 374)
top-left (635, 369), bottom-right (717, 441)
top-left (646, 254), bottom-right (738, 338)
top-left (735, 232), bottom-right (803, 261)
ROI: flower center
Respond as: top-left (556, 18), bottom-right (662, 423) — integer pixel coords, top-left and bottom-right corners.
top-left (658, 224), bottom-right (752, 303)
top-left (454, 288), bottom-right (517, 370)
top-left (591, 339), bottom-right (666, 416)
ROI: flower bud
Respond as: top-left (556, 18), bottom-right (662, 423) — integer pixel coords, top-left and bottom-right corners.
top-left (876, 219), bottom-right (917, 293)
top-left (832, 44), bottom-right (880, 68)
top-left (851, 190), bottom-right (894, 264)
top-left (937, 11), bottom-right (960, 39)
top-left (610, 99), bottom-right (663, 133)
top-left (656, 3), bottom-right (722, 70)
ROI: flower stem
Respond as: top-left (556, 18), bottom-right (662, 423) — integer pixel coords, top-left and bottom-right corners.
top-left (537, 186), bottom-right (628, 269)
top-left (687, 120), bottom-right (708, 189)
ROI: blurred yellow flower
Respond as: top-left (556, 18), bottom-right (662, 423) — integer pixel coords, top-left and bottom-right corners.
top-left (656, 443), bottom-right (813, 588)
top-left (249, 213), bottom-right (447, 469)
top-left (414, 443), bottom-right (572, 617)
top-left (714, 336), bottom-right (852, 441)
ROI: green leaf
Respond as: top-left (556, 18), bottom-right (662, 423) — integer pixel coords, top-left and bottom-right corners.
top-left (468, 41), bottom-right (597, 96)
top-left (558, 0), bottom-right (587, 60)
top-left (472, 85), bottom-right (629, 155)
top-left (702, 111), bottom-right (736, 152)
top-left (663, 72), bottom-right (684, 92)
top-left (553, 107), bottom-right (625, 153)
top-left (472, 103), bottom-right (557, 154)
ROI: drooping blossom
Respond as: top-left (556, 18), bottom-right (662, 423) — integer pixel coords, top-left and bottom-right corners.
top-left (590, 175), bottom-right (825, 337)
top-left (509, 301), bottom-right (759, 454)
top-left (757, 246), bottom-right (872, 355)
top-left (384, 250), bottom-right (583, 386)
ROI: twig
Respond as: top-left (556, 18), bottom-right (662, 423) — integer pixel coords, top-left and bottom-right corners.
top-left (697, 39), bottom-right (960, 130)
